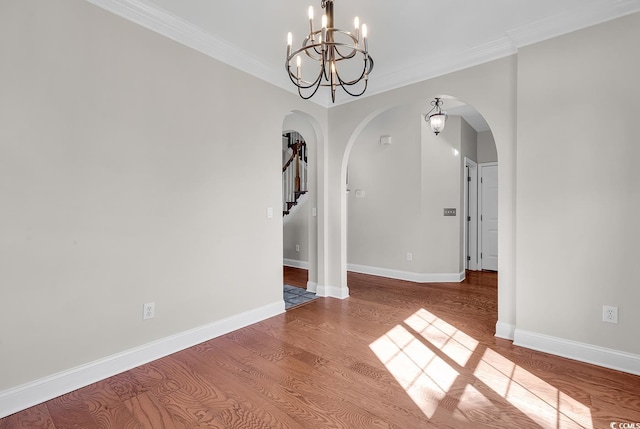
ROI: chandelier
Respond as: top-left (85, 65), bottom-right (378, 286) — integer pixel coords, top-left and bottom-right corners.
top-left (425, 98), bottom-right (448, 135)
top-left (286, 0), bottom-right (374, 103)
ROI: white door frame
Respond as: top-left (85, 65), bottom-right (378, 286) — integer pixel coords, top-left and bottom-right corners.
top-left (478, 162), bottom-right (498, 271)
top-left (463, 158), bottom-right (479, 271)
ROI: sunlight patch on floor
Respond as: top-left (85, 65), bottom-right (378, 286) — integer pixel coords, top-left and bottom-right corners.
top-left (369, 324), bottom-right (459, 418)
top-left (405, 308), bottom-right (478, 367)
top-left (370, 308), bottom-right (593, 428)
top-left (474, 347), bottom-right (593, 428)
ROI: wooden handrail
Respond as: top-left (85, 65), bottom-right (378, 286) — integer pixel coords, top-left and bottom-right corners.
top-left (282, 140), bottom-right (308, 215)
top-left (282, 141), bottom-right (306, 172)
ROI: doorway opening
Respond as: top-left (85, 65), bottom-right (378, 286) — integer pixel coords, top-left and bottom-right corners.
top-left (281, 110), bottom-right (322, 308)
top-left (478, 162), bottom-right (498, 271)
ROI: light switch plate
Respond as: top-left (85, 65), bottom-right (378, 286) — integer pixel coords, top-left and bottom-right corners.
top-left (444, 208), bottom-right (456, 216)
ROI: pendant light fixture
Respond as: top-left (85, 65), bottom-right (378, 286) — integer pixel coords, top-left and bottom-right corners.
top-left (425, 98), bottom-right (448, 135)
top-left (286, 0), bottom-right (374, 103)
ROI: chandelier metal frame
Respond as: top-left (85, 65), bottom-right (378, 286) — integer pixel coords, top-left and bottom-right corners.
top-left (286, 0), bottom-right (374, 103)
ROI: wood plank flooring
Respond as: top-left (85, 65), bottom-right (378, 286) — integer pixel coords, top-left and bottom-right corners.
top-left (2, 269), bottom-right (640, 428)
top-left (283, 266), bottom-right (307, 289)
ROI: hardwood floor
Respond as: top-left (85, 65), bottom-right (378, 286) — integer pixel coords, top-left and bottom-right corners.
top-left (283, 266), bottom-right (307, 289)
top-left (2, 269), bottom-right (640, 428)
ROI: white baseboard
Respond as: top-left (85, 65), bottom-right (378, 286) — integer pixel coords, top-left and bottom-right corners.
top-left (317, 284), bottom-right (349, 299)
top-left (0, 300), bottom-right (285, 419)
top-left (514, 329), bottom-right (640, 376)
top-left (306, 281), bottom-right (318, 293)
top-left (347, 263), bottom-right (465, 283)
top-left (283, 258), bottom-right (309, 270)
top-left (495, 321), bottom-right (516, 340)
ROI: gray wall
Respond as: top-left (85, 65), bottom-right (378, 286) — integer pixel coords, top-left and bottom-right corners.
top-left (343, 112), bottom-right (479, 279)
top-left (283, 202), bottom-right (310, 264)
top-left (477, 131), bottom-right (498, 163)
top-left (515, 12), bottom-right (640, 353)
top-left (346, 105), bottom-right (480, 279)
top-left (420, 115), bottom-right (466, 275)
top-left (0, 0), bottom-right (325, 393)
top-left (347, 104), bottom-right (422, 273)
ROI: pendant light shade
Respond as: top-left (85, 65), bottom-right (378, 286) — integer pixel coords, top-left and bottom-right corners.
top-left (425, 98), bottom-right (447, 135)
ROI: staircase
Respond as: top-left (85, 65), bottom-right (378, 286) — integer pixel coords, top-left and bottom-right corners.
top-left (282, 133), bottom-right (308, 216)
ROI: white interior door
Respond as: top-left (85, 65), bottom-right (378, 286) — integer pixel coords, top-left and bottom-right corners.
top-left (480, 163), bottom-right (498, 271)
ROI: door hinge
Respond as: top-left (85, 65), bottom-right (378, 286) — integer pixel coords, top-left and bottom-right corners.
top-left (481, 215), bottom-right (483, 221)
top-left (467, 176), bottom-right (471, 182)
top-left (467, 256), bottom-right (471, 261)
top-left (481, 252), bottom-right (483, 259)
top-left (481, 177), bottom-right (483, 183)
top-left (467, 216), bottom-right (471, 221)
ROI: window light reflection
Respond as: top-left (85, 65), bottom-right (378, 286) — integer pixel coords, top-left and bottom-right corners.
top-left (370, 309), bottom-right (593, 428)
top-left (369, 324), bottom-right (459, 418)
top-left (474, 348), bottom-right (593, 428)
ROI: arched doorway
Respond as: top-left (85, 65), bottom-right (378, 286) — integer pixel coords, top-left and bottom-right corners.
top-left (344, 98), bottom-right (498, 283)
top-left (335, 91), bottom-right (514, 340)
top-left (281, 111), bottom-right (322, 298)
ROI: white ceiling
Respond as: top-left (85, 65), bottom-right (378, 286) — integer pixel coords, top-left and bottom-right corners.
top-left (89, 0), bottom-right (640, 118)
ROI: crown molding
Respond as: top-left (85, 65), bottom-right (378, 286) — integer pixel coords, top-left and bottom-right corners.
top-left (85, 0), bottom-right (640, 108)
top-left (360, 0), bottom-right (640, 102)
top-left (506, 0), bottom-right (640, 48)
top-left (362, 36), bottom-right (517, 102)
top-left (85, 0), bottom-right (285, 90)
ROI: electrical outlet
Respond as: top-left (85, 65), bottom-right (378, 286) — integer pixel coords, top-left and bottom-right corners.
top-left (602, 305), bottom-right (618, 324)
top-left (407, 252), bottom-right (413, 261)
top-left (296, 244), bottom-right (300, 252)
top-left (143, 302), bottom-right (155, 320)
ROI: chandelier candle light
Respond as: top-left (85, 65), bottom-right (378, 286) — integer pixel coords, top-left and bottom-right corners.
top-left (286, 0), bottom-right (374, 102)
top-left (425, 97), bottom-right (448, 135)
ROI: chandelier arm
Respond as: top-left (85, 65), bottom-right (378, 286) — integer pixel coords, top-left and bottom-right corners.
top-left (328, 43), bottom-right (373, 69)
top-left (302, 31), bottom-right (325, 59)
top-left (289, 67), bottom-right (324, 100)
top-left (326, 29), bottom-right (359, 60)
top-left (296, 40), bottom-right (324, 61)
top-left (333, 64), bottom-right (366, 88)
top-left (298, 76), bottom-right (324, 100)
top-left (286, 63), bottom-right (324, 90)
top-left (322, 42), bottom-right (337, 82)
top-left (333, 47), bottom-right (357, 60)
top-left (332, 61), bottom-right (371, 97)
top-left (285, 0), bottom-right (373, 102)
top-left (332, 55), bottom-right (373, 87)
top-left (336, 76), bottom-right (369, 97)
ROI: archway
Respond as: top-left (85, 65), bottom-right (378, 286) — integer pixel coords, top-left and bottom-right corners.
top-left (281, 110), bottom-right (324, 294)
top-left (343, 97), bottom-right (498, 280)
top-left (336, 92), bottom-right (513, 340)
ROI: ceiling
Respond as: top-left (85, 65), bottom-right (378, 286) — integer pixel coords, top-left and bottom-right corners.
top-left (89, 0), bottom-right (640, 123)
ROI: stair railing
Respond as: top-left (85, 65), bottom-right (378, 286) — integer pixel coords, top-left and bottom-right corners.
top-left (282, 141), bottom-right (307, 215)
